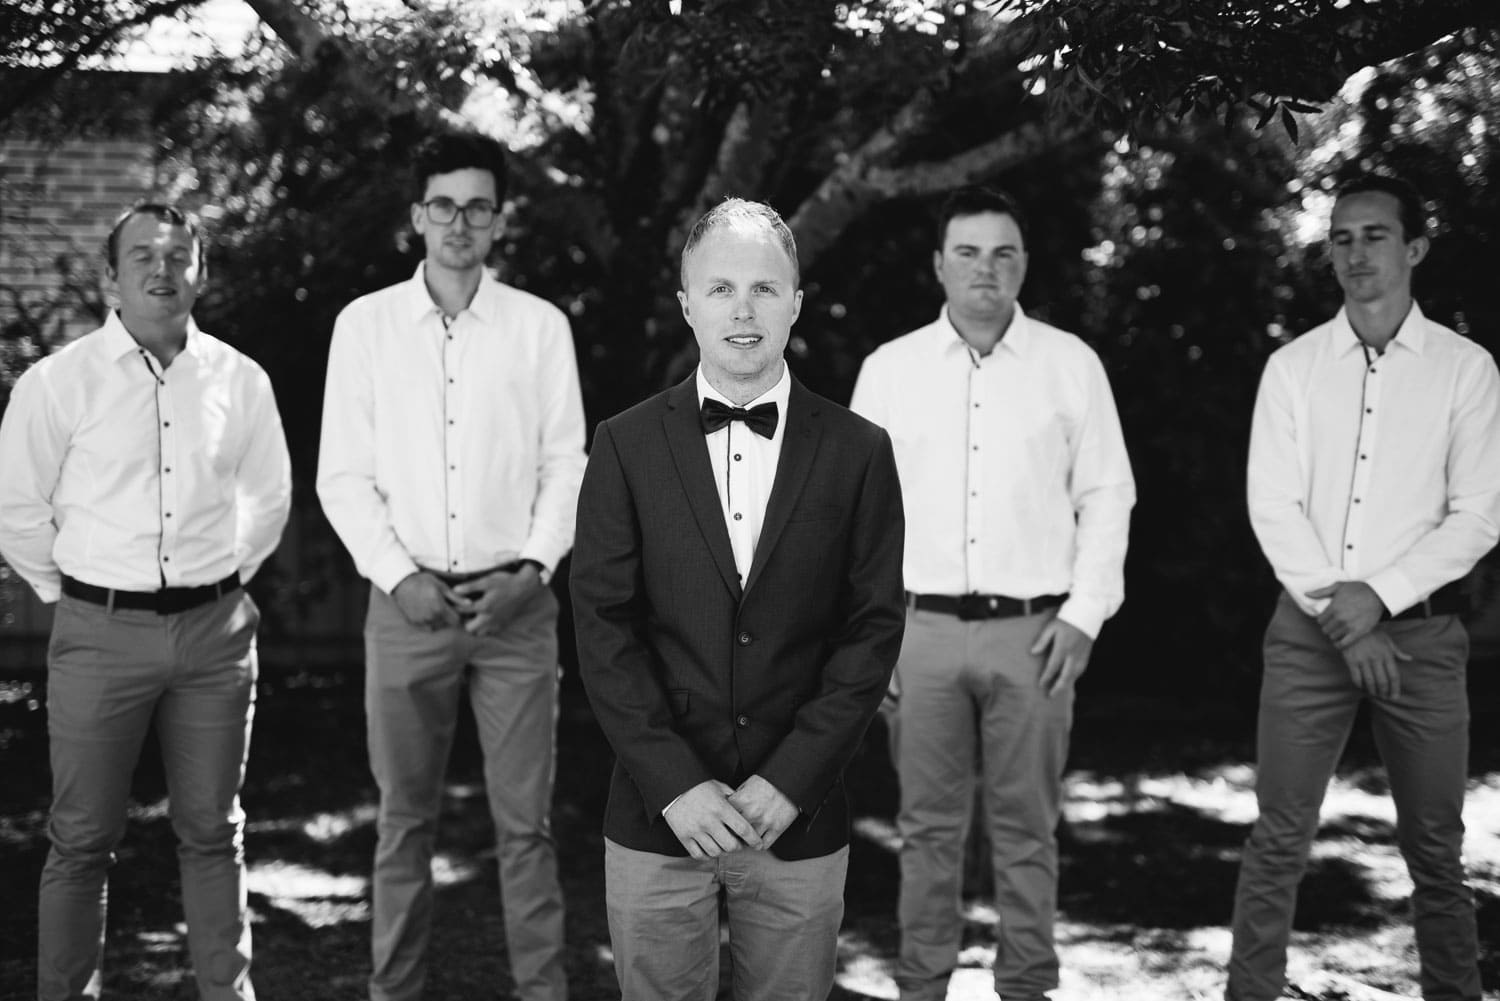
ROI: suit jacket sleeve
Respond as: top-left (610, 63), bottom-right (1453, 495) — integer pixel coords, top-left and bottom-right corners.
top-left (571, 420), bottom-right (715, 817)
top-left (755, 427), bottom-right (906, 814)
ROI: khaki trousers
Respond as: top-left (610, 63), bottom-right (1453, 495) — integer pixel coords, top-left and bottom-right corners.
top-left (892, 607), bottom-right (1072, 1001)
top-left (603, 838), bottom-right (849, 1001)
top-left (364, 584), bottom-right (567, 1001)
top-left (39, 591), bottom-right (259, 1001)
top-left (1226, 593), bottom-right (1480, 1001)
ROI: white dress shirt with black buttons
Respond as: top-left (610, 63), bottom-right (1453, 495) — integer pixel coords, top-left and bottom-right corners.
top-left (1248, 303), bottom-right (1500, 617)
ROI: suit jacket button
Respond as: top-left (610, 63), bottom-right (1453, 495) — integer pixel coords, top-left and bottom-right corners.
top-left (736, 715), bottom-right (749, 727)
top-left (737, 631), bottom-right (752, 646)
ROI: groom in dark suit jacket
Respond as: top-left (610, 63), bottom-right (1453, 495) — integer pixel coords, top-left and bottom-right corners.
top-left (571, 198), bottom-right (905, 1000)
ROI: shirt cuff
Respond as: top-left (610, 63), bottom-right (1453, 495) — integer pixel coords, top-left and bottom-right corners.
top-left (1365, 567), bottom-right (1418, 618)
top-left (369, 553), bottom-right (422, 597)
top-left (1056, 595), bottom-right (1106, 640)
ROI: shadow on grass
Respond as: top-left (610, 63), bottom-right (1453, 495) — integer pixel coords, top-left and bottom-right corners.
top-left (5, 671), bottom-right (1499, 1000)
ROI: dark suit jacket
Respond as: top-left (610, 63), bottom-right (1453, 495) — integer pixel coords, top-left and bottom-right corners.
top-left (571, 373), bottom-right (906, 860)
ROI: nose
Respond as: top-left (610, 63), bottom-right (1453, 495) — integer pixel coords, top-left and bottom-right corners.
top-left (731, 293), bottom-right (755, 321)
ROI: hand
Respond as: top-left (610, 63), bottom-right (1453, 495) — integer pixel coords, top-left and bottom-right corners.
top-left (663, 780), bottom-right (759, 859)
top-left (728, 775), bottom-right (799, 850)
top-left (452, 563), bottom-right (544, 637)
top-left (1306, 580), bottom-right (1386, 648)
top-left (1340, 628), bottom-right (1412, 699)
top-left (1031, 617), bottom-right (1094, 697)
top-left (391, 572), bottom-right (461, 630)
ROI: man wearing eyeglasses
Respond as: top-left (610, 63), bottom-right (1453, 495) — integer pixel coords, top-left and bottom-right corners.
top-left (318, 133), bottom-right (586, 1001)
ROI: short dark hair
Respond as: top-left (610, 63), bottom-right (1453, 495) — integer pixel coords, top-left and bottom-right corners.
top-left (103, 203), bottom-right (203, 273)
top-left (411, 132), bottom-right (509, 204)
top-left (680, 198), bottom-right (800, 290)
top-left (1334, 173), bottom-right (1428, 242)
top-left (936, 186), bottom-right (1029, 251)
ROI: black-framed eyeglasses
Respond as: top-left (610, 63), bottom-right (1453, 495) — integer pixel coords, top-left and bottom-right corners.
top-left (421, 198), bottom-right (498, 228)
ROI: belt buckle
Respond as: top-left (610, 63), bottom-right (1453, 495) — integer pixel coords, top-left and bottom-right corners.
top-left (956, 594), bottom-right (994, 621)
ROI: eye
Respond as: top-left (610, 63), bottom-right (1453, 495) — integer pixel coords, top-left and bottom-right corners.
top-left (709, 284), bottom-right (731, 295)
top-left (754, 284), bottom-right (776, 294)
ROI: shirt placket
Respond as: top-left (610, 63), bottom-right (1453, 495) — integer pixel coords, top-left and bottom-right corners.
top-left (442, 316), bottom-right (464, 572)
top-left (1340, 349), bottom-right (1383, 575)
top-left (145, 349), bottom-right (182, 586)
top-left (963, 351), bottom-right (988, 593)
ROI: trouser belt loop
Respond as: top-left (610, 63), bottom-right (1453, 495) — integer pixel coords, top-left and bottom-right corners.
top-left (106, 589), bottom-right (116, 615)
top-left (1022, 596), bottom-right (1033, 617)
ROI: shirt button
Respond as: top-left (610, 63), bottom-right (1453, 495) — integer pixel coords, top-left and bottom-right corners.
top-left (733, 513), bottom-right (743, 521)
top-left (1365, 408), bottom-right (1373, 414)
top-left (162, 556), bottom-right (170, 562)
top-left (733, 453), bottom-right (742, 461)
top-left (448, 419), bottom-right (456, 426)
top-left (163, 421), bottom-right (171, 428)
top-left (737, 632), bottom-right (752, 646)
top-left (1359, 454), bottom-right (1368, 460)
top-left (164, 512), bottom-right (172, 518)
top-left (163, 467), bottom-right (171, 474)
top-left (1347, 544), bottom-right (1354, 550)
top-left (972, 444), bottom-right (979, 451)
top-left (736, 715), bottom-right (749, 728)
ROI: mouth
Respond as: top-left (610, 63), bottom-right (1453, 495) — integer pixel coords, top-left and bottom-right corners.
top-left (724, 333), bottom-right (763, 348)
top-left (146, 287), bottom-right (177, 297)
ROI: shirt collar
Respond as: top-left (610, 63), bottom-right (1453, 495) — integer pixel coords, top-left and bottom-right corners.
top-left (1330, 302), bottom-right (1429, 358)
top-left (403, 261), bottom-right (506, 326)
top-left (100, 310), bottom-right (206, 363)
top-left (695, 362), bottom-right (792, 415)
top-left (935, 303), bottom-right (1030, 360)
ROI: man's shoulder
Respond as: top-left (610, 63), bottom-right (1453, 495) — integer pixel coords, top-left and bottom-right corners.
top-left (482, 275), bottom-right (570, 326)
top-left (335, 277), bottom-right (412, 322)
top-left (599, 385), bottom-right (676, 438)
top-left (862, 321), bottom-right (943, 370)
top-left (193, 330), bottom-right (274, 386)
top-left (1419, 315), bottom-right (1492, 364)
top-left (797, 383), bottom-right (885, 443)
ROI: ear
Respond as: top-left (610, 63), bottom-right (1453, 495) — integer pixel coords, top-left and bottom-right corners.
top-left (789, 288), bottom-right (803, 325)
top-left (1407, 234), bottom-right (1430, 268)
top-left (101, 264), bottom-right (120, 309)
top-left (677, 288), bottom-right (691, 324)
top-left (932, 249), bottom-right (943, 280)
top-left (410, 202), bottom-right (426, 233)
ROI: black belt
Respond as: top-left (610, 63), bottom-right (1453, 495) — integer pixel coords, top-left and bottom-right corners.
top-left (421, 561), bottom-right (522, 587)
top-left (1386, 581), bottom-right (1466, 621)
top-left (61, 572), bottom-right (241, 615)
top-left (907, 591), bottom-right (1067, 621)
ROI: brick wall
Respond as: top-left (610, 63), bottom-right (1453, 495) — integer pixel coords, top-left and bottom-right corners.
top-left (0, 136), bottom-right (160, 344)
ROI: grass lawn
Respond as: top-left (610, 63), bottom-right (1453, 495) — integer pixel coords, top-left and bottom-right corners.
top-left (1, 670), bottom-right (1497, 1001)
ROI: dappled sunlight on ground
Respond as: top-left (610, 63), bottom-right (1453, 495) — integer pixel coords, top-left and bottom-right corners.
top-left (3, 676), bottom-right (1499, 999)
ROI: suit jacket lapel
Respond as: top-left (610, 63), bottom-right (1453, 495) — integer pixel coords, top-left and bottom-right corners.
top-left (743, 376), bottom-right (822, 597)
top-left (663, 377), bottom-right (743, 599)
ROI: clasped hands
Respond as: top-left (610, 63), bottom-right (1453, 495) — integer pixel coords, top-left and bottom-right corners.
top-left (391, 565), bottom-right (543, 636)
top-left (663, 775), bottom-right (798, 859)
top-left (1305, 580), bottom-right (1411, 699)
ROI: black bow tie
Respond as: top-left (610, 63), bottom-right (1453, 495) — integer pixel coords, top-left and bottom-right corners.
top-left (700, 398), bottom-right (779, 439)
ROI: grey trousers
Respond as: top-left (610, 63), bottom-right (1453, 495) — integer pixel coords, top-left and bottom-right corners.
top-left (364, 584), bottom-right (567, 1001)
top-left (1226, 593), bottom-right (1480, 1001)
top-left (39, 591), bottom-right (259, 1001)
top-left (603, 838), bottom-right (849, 1001)
top-left (892, 607), bottom-right (1073, 1001)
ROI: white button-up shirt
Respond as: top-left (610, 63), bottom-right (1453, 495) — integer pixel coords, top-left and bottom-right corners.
top-left (1248, 303), bottom-right (1500, 617)
top-left (697, 365), bottom-right (790, 582)
top-left (317, 264), bottom-right (588, 594)
top-left (0, 312), bottom-right (292, 602)
top-left (851, 306), bottom-right (1135, 638)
